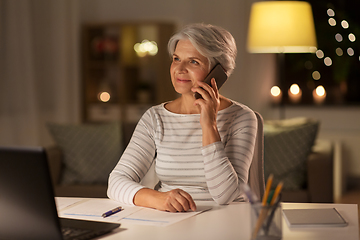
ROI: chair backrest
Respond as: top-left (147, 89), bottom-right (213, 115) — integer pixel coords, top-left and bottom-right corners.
top-left (248, 111), bottom-right (265, 200)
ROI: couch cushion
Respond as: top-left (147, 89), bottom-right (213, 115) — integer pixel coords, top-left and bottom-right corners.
top-left (264, 117), bottom-right (319, 190)
top-left (47, 122), bottom-right (122, 185)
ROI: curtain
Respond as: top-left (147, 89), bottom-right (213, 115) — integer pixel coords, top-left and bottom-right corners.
top-left (0, 0), bottom-right (80, 147)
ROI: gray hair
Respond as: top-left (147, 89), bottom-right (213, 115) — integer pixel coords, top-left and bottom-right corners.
top-left (168, 23), bottom-right (237, 76)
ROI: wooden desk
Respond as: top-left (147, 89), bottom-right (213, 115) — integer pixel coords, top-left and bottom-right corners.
top-left (59, 199), bottom-right (358, 240)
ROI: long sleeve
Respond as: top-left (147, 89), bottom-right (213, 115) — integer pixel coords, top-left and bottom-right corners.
top-left (107, 110), bottom-right (156, 205)
top-left (107, 101), bottom-right (258, 205)
top-left (202, 110), bottom-right (257, 204)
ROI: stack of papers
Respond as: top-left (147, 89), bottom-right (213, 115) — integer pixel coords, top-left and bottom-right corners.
top-left (56, 198), bottom-right (211, 227)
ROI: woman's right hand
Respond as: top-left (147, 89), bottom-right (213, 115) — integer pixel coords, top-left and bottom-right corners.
top-left (133, 188), bottom-right (197, 212)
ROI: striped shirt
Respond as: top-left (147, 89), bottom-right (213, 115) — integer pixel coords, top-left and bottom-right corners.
top-left (107, 100), bottom-right (258, 205)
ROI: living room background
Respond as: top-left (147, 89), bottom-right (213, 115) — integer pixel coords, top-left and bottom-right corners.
top-left (1, 0), bottom-right (359, 182)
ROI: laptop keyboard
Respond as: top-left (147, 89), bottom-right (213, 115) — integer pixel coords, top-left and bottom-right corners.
top-left (62, 227), bottom-right (92, 240)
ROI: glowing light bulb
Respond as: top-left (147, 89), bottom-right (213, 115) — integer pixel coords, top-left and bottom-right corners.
top-left (335, 33), bottom-right (343, 42)
top-left (349, 33), bottom-right (356, 42)
top-left (271, 86), bottom-right (281, 97)
top-left (312, 71), bottom-right (321, 80)
top-left (324, 57), bottom-right (332, 66)
top-left (270, 86), bottom-right (282, 104)
top-left (99, 92), bottom-right (111, 102)
top-left (288, 84), bottom-right (302, 103)
top-left (328, 18), bottom-right (336, 26)
top-left (316, 50), bottom-right (324, 59)
top-left (341, 20), bottom-right (349, 29)
top-left (316, 85), bottom-right (325, 96)
top-left (313, 85), bottom-right (326, 105)
top-left (290, 84), bottom-right (300, 95)
top-left (336, 48), bottom-right (343, 56)
top-left (347, 48), bottom-right (354, 56)
top-left (327, 9), bottom-right (335, 17)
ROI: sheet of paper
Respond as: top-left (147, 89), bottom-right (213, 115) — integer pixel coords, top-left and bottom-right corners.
top-left (56, 198), bottom-right (212, 227)
top-left (57, 198), bottom-right (141, 223)
top-left (55, 197), bottom-right (85, 211)
top-left (121, 205), bottom-right (212, 227)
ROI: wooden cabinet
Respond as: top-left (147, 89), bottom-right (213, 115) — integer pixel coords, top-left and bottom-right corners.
top-left (81, 22), bottom-right (177, 123)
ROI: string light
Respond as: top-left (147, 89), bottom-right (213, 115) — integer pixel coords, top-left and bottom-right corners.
top-left (347, 48), bottom-right (354, 56)
top-left (316, 50), bottom-right (324, 59)
top-left (348, 33), bottom-right (356, 42)
top-left (288, 7), bottom-right (359, 105)
top-left (328, 18), bottom-right (336, 26)
top-left (324, 57), bottom-right (332, 66)
top-left (336, 48), bottom-right (343, 56)
top-left (341, 20), bottom-right (349, 29)
top-left (327, 8), bottom-right (335, 17)
top-left (335, 33), bottom-right (343, 42)
top-left (312, 71), bottom-right (321, 80)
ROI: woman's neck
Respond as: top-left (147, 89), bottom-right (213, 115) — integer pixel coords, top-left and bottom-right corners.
top-left (165, 94), bottom-right (232, 115)
top-left (166, 95), bottom-right (200, 114)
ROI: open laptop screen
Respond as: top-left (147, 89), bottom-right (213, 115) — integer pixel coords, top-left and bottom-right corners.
top-left (0, 146), bottom-right (119, 240)
top-left (0, 146), bottom-right (63, 239)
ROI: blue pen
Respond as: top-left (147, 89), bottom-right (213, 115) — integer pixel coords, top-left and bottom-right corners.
top-left (102, 206), bottom-right (123, 218)
top-left (242, 183), bottom-right (258, 204)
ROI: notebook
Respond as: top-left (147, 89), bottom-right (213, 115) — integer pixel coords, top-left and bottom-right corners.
top-left (0, 146), bottom-right (120, 240)
top-left (283, 208), bottom-right (348, 228)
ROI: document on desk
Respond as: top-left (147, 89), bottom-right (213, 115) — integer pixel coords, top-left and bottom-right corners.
top-left (55, 197), bottom-right (85, 211)
top-left (56, 198), bottom-right (212, 227)
top-left (56, 198), bottom-right (141, 223)
top-left (121, 205), bottom-right (212, 227)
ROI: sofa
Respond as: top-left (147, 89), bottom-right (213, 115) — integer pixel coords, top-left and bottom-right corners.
top-left (280, 139), bottom-right (334, 202)
top-left (262, 117), bottom-right (336, 203)
top-left (46, 121), bottom-right (138, 198)
top-left (45, 118), bottom-right (336, 203)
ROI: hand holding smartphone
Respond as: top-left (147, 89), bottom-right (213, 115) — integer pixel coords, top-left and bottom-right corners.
top-left (194, 64), bottom-right (228, 99)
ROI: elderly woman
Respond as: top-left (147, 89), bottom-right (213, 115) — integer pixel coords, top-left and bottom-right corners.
top-left (107, 23), bottom-right (258, 212)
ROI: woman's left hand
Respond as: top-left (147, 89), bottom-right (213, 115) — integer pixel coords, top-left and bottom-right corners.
top-left (192, 78), bottom-right (221, 145)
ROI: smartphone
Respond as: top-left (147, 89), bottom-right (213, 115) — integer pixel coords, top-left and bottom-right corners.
top-left (194, 63), bottom-right (228, 99)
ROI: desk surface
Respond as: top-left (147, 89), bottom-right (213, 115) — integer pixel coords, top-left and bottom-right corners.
top-left (59, 199), bottom-right (358, 240)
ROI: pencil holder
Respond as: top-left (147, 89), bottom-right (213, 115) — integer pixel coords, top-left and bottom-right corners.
top-left (250, 203), bottom-right (282, 240)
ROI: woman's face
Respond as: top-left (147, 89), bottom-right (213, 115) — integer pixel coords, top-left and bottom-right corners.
top-left (170, 39), bottom-right (209, 96)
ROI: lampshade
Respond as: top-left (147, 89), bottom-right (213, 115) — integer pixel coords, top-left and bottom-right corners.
top-left (247, 1), bottom-right (317, 53)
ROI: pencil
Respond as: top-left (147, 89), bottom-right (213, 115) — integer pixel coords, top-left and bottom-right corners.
top-left (263, 182), bottom-right (284, 235)
top-left (270, 181), bottom-right (283, 206)
top-left (262, 174), bottom-right (273, 206)
top-left (251, 174), bottom-right (273, 240)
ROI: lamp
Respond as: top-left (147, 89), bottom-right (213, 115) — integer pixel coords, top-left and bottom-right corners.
top-left (247, 1), bottom-right (317, 53)
top-left (247, 1), bottom-right (317, 108)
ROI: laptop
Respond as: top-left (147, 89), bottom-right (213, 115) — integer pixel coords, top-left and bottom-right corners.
top-left (0, 146), bottom-right (120, 240)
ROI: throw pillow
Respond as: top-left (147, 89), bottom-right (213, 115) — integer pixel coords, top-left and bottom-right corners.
top-left (264, 117), bottom-right (319, 190)
top-left (47, 122), bottom-right (122, 185)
